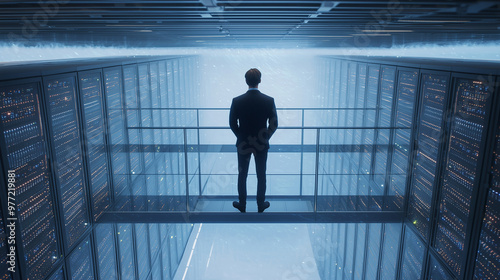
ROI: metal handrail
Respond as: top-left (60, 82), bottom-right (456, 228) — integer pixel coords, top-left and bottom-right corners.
top-left (113, 107), bottom-right (378, 110)
top-left (128, 126), bottom-right (409, 130)
top-left (124, 126), bottom-right (410, 213)
top-left (123, 107), bottom-right (411, 212)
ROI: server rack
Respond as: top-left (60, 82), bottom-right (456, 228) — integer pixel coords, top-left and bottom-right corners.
top-left (471, 123), bottom-right (500, 278)
top-left (46, 266), bottom-right (65, 280)
top-left (329, 61), bottom-right (346, 195)
top-left (117, 223), bottom-right (137, 279)
top-left (317, 58), bottom-right (327, 197)
top-left (157, 61), bottom-right (169, 207)
top-left (159, 224), bottom-right (171, 279)
top-left (43, 73), bottom-right (91, 250)
top-left (405, 70), bottom-right (454, 280)
top-left (135, 223), bottom-right (151, 280)
top-left (0, 165), bottom-right (13, 280)
top-left (407, 70), bottom-right (451, 241)
top-left (168, 225), bottom-right (180, 278)
top-left (317, 56), bottom-right (500, 279)
top-left (318, 56), bottom-right (500, 280)
top-left (355, 63), bottom-right (369, 209)
top-left (337, 62), bottom-right (348, 196)
top-left (107, 67), bottom-right (129, 205)
top-left (343, 223), bottom-right (356, 279)
top-left (467, 76), bottom-right (500, 280)
top-left (148, 62), bottom-right (161, 210)
top-left (103, 67), bottom-right (131, 211)
top-left (0, 56), bottom-right (198, 280)
top-left (123, 64), bottom-right (143, 179)
top-left (150, 62), bottom-right (161, 157)
top-left (148, 223), bottom-right (161, 268)
top-left (334, 223), bottom-right (345, 279)
top-left (78, 70), bottom-right (112, 221)
top-left (379, 223), bottom-right (403, 280)
top-left (317, 58), bottom-right (325, 196)
top-left (94, 223), bottom-right (118, 280)
top-left (364, 64), bottom-right (380, 205)
top-left (150, 255), bottom-right (162, 280)
top-left (344, 62), bottom-right (357, 204)
top-left (67, 236), bottom-right (94, 279)
top-left (427, 253), bottom-right (454, 280)
top-left (400, 224), bottom-right (426, 279)
top-left (387, 68), bottom-right (419, 211)
top-left (138, 63), bottom-right (154, 169)
top-left (374, 65), bottom-right (397, 202)
top-left (433, 74), bottom-right (494, 278)
top-left (0, 78), bottom-right (61, 280)
top-left (353, 223), bottom-right (367, 280)
top-left (364, 223), bottom-right (382, 279)
top-left (143, 223), bottom-right (160, 280)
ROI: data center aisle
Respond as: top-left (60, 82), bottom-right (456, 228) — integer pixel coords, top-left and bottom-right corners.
top-left (174, 224), bottom-right (321, 280)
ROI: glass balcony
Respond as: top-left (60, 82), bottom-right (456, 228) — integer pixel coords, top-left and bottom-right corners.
top-left (101, 107), bottom-right (408, 223)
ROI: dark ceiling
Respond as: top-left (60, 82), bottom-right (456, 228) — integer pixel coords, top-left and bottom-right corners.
top-left (1, 0), bottom-right (500, 48)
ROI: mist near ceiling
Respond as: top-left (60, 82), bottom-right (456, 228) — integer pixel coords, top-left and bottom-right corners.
top-left (1, 42), bottom-right (500, 63)
top-left (1, 43), bottom-right (499, 112)
top-left (197, 49), bottom-right (320, 111)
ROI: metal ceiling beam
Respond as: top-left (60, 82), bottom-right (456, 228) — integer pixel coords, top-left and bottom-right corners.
top-left (0, 0), bottom-right (498, 47)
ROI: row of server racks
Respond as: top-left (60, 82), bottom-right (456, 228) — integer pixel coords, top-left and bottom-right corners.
top-left (0, 56), bottom-right (198, 280)
top-left (315, 56), bottom-right (499, 280)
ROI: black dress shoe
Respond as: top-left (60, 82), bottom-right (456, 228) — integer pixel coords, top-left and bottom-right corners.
top-left (258, 201), bottom-right (270, 213)
top-left (233, 201), bottom-right (246, 213)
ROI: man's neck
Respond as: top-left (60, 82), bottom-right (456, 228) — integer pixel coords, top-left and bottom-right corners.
top-left (248, 87), bottom-right (259, 91)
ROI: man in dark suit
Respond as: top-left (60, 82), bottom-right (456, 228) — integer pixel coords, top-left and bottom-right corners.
top-left (229, 68), bottom-right (278, 213)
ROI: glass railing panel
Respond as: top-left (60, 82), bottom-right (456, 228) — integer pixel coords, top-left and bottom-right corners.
top-left (278, 109), bottom-right (303, 127)
top-left (114, 109), bottom-right (409, 213)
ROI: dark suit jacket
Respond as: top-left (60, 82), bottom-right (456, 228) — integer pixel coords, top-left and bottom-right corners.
top-left (229, 89), bottom-right (278, 150)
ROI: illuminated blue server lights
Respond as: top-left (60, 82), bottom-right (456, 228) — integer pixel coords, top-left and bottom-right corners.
top-left (312, 56), bottom-right (500, 280)
top-left (0, 54), bottom-right (499, 280)
top-left (0, 56), bottom-right (197, 280)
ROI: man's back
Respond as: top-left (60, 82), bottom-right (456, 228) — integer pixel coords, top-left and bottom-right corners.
top-left (230, 68), bottom-right (277, 213)
top-left (229, 89), bottom-right (277, 149)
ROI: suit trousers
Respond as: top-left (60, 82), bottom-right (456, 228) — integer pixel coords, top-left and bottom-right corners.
top-left (237, 148), bottom-right (268, 207)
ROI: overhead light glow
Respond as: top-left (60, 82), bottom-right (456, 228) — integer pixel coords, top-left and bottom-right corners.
top-left (361, 30), bottom-right (413, 33)
top-left (398, 19), bottom-right (470, 23)
top-left (133, 30), bottom-right (153, 33)
top-left (233, 35), bottom-right (282, 37)
top-left (351, 33), bottom-right (392, 36)
top-left (308, 35), bottom-right (352, 38)
top-left (318, 1), bottom-right (340, 13)
top-left (106, 25), bottom-right (159, 27)
top-left (207, 6), bottom-right (223, 12)
top-left (183, 35), bottom-right (227, 38)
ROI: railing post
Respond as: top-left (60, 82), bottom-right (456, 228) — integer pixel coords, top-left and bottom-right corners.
top-left (300, 109), bottom-right (305, 196)
top-left (183, 128), bottom-right (190, 212)
top-left (314, 128), bottom-right (320, 212)
top-left (197, 109), bottom-right (202, 196)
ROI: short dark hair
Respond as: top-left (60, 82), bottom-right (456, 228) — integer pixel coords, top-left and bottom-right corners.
top-left (245, 68), bottom-right (261, 87)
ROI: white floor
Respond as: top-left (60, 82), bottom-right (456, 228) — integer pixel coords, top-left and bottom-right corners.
top-left (174, 224), bottom-right (321, 280)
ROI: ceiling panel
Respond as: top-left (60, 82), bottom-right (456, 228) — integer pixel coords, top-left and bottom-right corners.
top-left (0, 0), bottom-right (499, 47)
